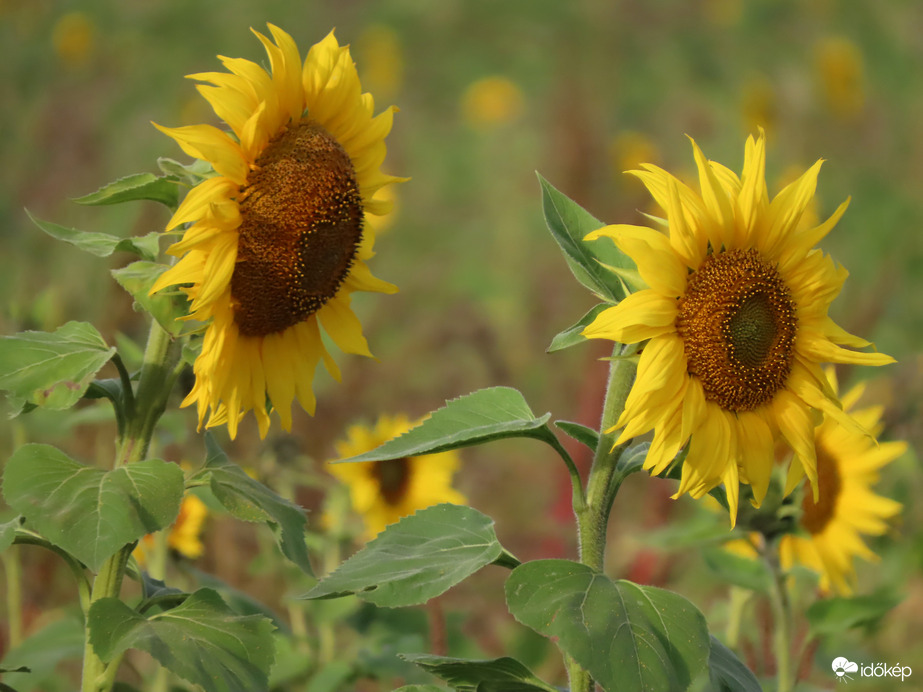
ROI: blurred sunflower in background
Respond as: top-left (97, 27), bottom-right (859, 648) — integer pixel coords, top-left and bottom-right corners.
top-left (583, 132), bottom-right (893, 522)
top-left (780, 370), bottom-right (904, 594)
top-left (152, 24), bottom-right (404, 439)
top-left (328, 414), bottom-right (467, 541)
top-left (134, 493), bottom-right (209, 566)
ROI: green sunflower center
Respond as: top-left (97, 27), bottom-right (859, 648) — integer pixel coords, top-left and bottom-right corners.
top-left (800, 443), bottom-right (841, 535)
top-left (231, 120), bottom-right (363, 337)
top-left (676, 248), bottom-right (797, 412)
top-left (372, 458), bottom-right (411, 506)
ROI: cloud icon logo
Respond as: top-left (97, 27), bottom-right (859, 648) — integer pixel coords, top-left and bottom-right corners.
top-left (832, 657), bottom-right (859, 681)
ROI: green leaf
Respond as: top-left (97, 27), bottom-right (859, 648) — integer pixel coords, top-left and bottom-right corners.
top-left (806, 589), bottom-right (902, 636)
top-left (0, 321), bottom-right (116, 410)
top-left (617, 441), bottom-right (650, 477)
top-left (392, 687), bottom-right (448, 692)
top-left (73, 172), bottom-right (180, 208)
top-left (88, 588), bottom-right (275, 692)
top-left (0, 616), bottom-right (84, 689)
top-left (191, 435), bottom-right (313, 576)
top-left (554, 420), bottom-right (599, 452)
top-left (703, 549), bottom-right (772, 593)
top-left (707, 636), bottom-right (762, 692)
top-left (158, 156), bottom-right (215, 185)
top-left (538, 174), bottom-right (632, 303)
top-left (303, 504), bottom-right (511, 607)
top-left (401, 654), bottom-right (558, 692)
top-left (547, 303), bottom-right (609, 352)
top-left (27, 210), bottom-right (161, 260)
top-left (2, 444), bottom-right (184, 571)
top-left (334, 387), bottom-right (553, 464)
top-left (505, 560), bottom-right (710, 692)
top-left (111, 261), bottom-right (187, 336)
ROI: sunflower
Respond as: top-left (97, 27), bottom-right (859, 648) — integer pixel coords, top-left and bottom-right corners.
top-left (582, 132), bottom-right (893, 522)
top-left (152, 25), bottom-right (403, 438)
top-left (780, 372), bottom-right (904, 594)
top-left (328, 414), bottom-right (467, 541)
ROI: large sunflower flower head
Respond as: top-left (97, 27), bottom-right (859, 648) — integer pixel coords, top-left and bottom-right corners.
top-left (152, 25), bottom-right (404, 439)
top-left (327, 414), bottom-right (467, 541)
top-left (583, 132), bottom-right (893, 524)
top-left (780, 370), bottom-right (904, 595)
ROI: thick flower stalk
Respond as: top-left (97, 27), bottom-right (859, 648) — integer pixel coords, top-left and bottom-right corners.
top-left (583, 132), bottom-right (893, 522)
top-left (152, 25), bottom-right (404, 439)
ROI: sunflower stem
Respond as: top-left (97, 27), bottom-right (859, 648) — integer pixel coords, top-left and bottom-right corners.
top-left (567, 345), bottom-right (637, 692)
top-left (578, 344), bottom-right (636, 572)
top-left (766, 548), bottom-right (795, 692)
top-left (81, 316), bottom-right (184, 692)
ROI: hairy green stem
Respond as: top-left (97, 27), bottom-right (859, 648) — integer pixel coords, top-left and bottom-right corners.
top-left (2, 546), bottom-right (23, 650)
top-left (81, 318), bottom-right (184, 692)
top-left (766, 550), bottom-right (794, 692)
top-left (567, 345), bottom-right (637, 692)
top-left (577, 346), bottom-right (637, 573)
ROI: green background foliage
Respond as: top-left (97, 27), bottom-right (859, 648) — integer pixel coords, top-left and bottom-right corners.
top-left (0, 0), bottom-right (920, 690)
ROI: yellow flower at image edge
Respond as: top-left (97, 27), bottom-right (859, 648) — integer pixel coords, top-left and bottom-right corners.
top-left (781, 374), bottom-right (904, 595)
top-left (152, 25), bottom-right (404, 438)
top-left (583, 132), bottom-right (893, 522)
top-left (329, 415), bottom-right (467, 541)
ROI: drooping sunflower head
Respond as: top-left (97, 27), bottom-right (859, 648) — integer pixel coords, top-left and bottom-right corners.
top-left (780, 371), bottom-right (904, 595)
top-left (583, 132), bottom-right (893, 523)
top-left (327, 414), bottom-right (467, 541)
top-left (152, 25), bottom-right (404, 439)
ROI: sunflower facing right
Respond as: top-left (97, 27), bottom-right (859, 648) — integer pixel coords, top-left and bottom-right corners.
top-left (582, 132), bottom-right (893, 522)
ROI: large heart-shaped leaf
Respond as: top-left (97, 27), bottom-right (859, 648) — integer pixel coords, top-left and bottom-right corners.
top-left (401, 654), bottom-right (558, 692)
top-left (0, 322), bottom-right (116, 410)
top-left (2, 444), bottom-right (184, 571)
top-left (303, 504), bottom-right (516, 607)
top-left (190, 435), bottom-right (312, 576)
top-left (505, 560), bottom-right (709, 692)
top-left (88, 588), bottom-right (275, 692)
top-left (333, 387), bottom-right (553, 464)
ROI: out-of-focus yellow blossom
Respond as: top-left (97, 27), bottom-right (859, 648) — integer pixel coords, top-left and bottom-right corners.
top-left (357, 25), bottom-right (404, 102)
top-left (815, 36), bottom-right (866, 119)
top-left (741, 75), bottom-right (777, 136)
top-left (328, 414), bottom-right (467, 541)
top-left (461, 76), bottom-right (524, 129)
top-left (702, 0), bottom-right (743, 27)
top-left (610, 131), bottom-right (660, 180)
top-left (134, 493), bottom-right (209, 565)
top-left (52, 11), bottom-right (96, 67)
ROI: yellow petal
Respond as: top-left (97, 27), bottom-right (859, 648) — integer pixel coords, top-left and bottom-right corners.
top-left (582, 290), bottom-right (677, 344)
top-left (153, 123), bottom-right (248, 184)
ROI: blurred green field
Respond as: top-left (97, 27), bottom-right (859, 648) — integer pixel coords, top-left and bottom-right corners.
top-left (1, 0), bottom-right (921, 690)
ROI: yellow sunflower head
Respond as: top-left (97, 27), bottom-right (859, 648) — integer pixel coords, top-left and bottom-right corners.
top-left (152, 25), bottom-right (404, 439)
top-left (582, 132), bottom-right (894, 523)
top-left (327, 414), bottom-right (467, 541)
top-left (780, 371), bottom-right (904, 595)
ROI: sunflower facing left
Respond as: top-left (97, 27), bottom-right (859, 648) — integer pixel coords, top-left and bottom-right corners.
top-left (152, 25), bottom-right (403, 438)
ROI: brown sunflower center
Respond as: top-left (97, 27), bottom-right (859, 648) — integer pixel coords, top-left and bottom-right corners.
top-left (675, 248), bottom-right (796, 412)
top-left (800, 443), bottom-right (841, 534)
top-left (372, 458), bottom-right (411, 506)
top-left (231, 120), bottom-right (363, 337)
